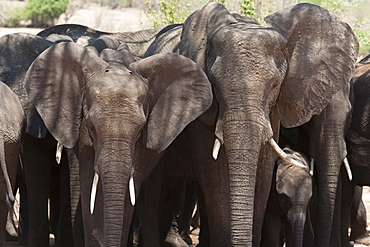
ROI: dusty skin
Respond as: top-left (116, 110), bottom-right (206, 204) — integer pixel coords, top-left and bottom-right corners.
top-left (0, 3), bottom-right (370, 244)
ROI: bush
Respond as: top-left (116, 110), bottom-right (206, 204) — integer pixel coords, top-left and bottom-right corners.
top-left (6, 0), bottom-right (69, 27)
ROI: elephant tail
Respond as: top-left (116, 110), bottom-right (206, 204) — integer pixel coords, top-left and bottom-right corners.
top-left (0, 133), bottom-right (15, 203)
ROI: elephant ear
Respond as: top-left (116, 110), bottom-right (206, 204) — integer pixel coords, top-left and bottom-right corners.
top-left (179, 2), bottom-right (237, 70)
top-left (0, 33), bottom-right (54, 138)
top-left (130, 53), bottom-right (212, 152)
top-left (265, 3), bottom-right (358, 128)
top-left (24, 42), bottom-right (109, 148)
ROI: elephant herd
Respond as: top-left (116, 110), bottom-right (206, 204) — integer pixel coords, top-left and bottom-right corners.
top-left (0, 2), bottom-right (369, 247)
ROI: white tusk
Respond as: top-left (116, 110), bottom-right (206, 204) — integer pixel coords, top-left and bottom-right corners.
top-left (310, 158), bottom-right (314, 176)
top-left (129, 176), bottom-right (136, 206)
top-left (343, 157), bottom-right (352, 181)
top-left (267, 138), bottom-right (307, 169)
top-left (56, 142), bottom-right (63, 164)
top-left (212, 138), bottom-right (221, 160)
top-left (90, 172), bottom-right (99, 214)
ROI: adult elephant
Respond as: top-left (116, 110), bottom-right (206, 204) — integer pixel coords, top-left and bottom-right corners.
top-left (0, 33), bottom-right (78, 246)
top-left (24, 42), bottom-right (212, 246)
top-left (38, 23), bottom-right (165, 57)
top-left (178, 3), bottom-right (357, 246)
top-left (0, 82), bottom-right (25, 246)
top-left (342, 56), bottom-right (370, 246)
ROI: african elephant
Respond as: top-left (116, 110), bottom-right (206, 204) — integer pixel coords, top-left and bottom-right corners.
top-left (0, 81), bottom-right (25, 246)
top-left (24, 42), bottom-right (212, 246)
top-left (261, 147), bottom-right (313, 247)
top-left (0, 32), bottom-right (78, 246)
top-left (37, 23), bottom-right (163, 57)
top-left (37, 23), bottom-right (183, 58)
top-left (339, 56), bottom-right (370, 246)
top-left (177, 2), bottom-right (358, 246)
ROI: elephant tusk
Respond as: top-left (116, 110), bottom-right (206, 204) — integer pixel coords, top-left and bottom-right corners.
top-left (56, 142), bottom-right (63, 164)
top-left (90, 172), bottom-right (99, 214)
top-left (212, 138), bottom-right (221, 160)
top-left (129, 176), bottom-right (136, 206)
top-left (267, 138), bottom-right (307, 169)
top-left (343, 157), bottom-right (353, 181)
top-left (310, 158), bottom-right (314, 176)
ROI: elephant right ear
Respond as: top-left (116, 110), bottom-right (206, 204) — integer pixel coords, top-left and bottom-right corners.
top-left (25, 42), bottom-right (109, 148)
top-left (179, 2), bottom-right (236, 70)
top-left (265, 3), bottom-right (358, 128)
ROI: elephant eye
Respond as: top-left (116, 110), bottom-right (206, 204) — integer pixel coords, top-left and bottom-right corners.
top-left (105, 69), bottom-right (110, 73)
top-left (129, 71), bottom-right (134, 75)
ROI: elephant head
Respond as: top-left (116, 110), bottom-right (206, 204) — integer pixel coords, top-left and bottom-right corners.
top-left (24, 42), bottom-right (212, 246)
top-left (179, 2), bottom-right (358, 245)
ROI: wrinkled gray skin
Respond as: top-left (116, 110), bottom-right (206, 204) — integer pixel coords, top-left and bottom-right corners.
top-left (38, 23), bottom-right (162, 57)
top-left (0, 82), bottom-right (25, 246)
top-left (177, 3), bottom-right (357, 246)
top-left (37, 4), bottom-right (359, 246)
top-left (24, 41), bottom-right (212, 246)
top-left (0, 33), bottom-right (72, 246)
top-left (0, 33), bottom-right (122, 246)
top-left (261, 147), bottom-right (312, 247)
top-left (342, 57), bottom-right (370, 246)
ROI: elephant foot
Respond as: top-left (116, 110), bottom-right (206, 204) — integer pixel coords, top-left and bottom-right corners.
top-left (354, 234), bottom-right (370, 246)
top-left (181, 229), bottom-right (193, 245)
top-left (181, 233), bottom-right (193, 245)
top-left (164, 226), bottom-right (189, 247)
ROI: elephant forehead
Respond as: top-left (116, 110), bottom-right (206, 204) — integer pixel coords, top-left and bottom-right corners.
top-left (211, 24), bottom-right (287, 57)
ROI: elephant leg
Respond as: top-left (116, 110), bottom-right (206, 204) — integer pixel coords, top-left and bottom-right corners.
top-left (350, 186), bottom-right (370, 245)
top-left (188, 120), bottom-right (231, 246)
top-left (162, 178), bottom-right (188, 247)
top-left (78, 146), bottom-right (104, 247)
top-left (49, 165), bottom-right (60, 238)
top-left (260, 174), bottom-right (284, 247)
top-left (178, 180), bottom-right (198, 245)
top-left (0, 142), bottom-right (20, 246)
top-left (136, 160), bottom-right (165, 247)
top-left (21, 133), bottom-right (51, 246)
top-left (310, 86), bottom-right (351, 247)
top-left (197, 187), bottom-right (210, 247)
top-left (56, 154), bottom-right (74, 246)
top-left (17, 173), bottom-right (29, 246)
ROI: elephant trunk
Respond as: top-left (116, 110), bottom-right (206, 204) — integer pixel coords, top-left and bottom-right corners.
top-left (98, 141), bottom-right (132, 246)
top-left (223, 108), bottom-right (270, 246)
top-left (286, 206), bottom-right (307, 247)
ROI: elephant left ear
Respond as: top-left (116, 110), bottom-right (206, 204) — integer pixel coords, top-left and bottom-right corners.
top-left (265, 3), bottom-right (358, 128)
top-left (130, 53), bottom-right (212, 152)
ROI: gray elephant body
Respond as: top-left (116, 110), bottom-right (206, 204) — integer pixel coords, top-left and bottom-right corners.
top-left (178, 3), bottom-right (357, 246)
top-left (0, 82), bottom-right (25, 246)
top-left (0, 33), bottom-right (78, 246)
top-left (261, 147), bottom-right (313, 247)
top-left (24, 41), bottom-right (212, 246)
top-left (340, 57), bottom-right (370, 246)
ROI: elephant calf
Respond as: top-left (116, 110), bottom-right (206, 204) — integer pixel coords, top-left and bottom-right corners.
top-left (0, 81), bottom-right (25, 246)
top-left (261, 147), bottom-right (313, 247)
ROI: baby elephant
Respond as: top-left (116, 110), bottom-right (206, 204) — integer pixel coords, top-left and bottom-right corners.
top-left (261, 147), bottom-right (313, 247)
top-left (0, 81), bottom-right (25, 246)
